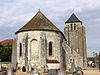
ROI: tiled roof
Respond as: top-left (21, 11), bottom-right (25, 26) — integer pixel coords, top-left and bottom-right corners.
top-left (0, 39), bottom-right (13, 46)
top-left (65, 13), bottom-right (82, 23)
top-left (15, 10), bottom-right (60, 34)
top-left (46, 59), bottom-right (59, 63)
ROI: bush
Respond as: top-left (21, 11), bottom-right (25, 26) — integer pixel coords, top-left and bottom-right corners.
top-left (22, 66), bottom-right (26, 72)
top-left (0, 44), bottom-right (12, 62)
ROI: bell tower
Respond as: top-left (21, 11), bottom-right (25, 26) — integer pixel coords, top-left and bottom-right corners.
top-left (64, 13), bottom-right (87, 68)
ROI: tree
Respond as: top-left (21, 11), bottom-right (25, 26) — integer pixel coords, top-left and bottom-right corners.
top-left (0, 44), bottom-right (12, 62)
top-left (99, 52), bottom-right (100, 71)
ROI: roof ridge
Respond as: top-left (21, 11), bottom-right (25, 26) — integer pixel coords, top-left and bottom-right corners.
top-left (65, 13), bottom-right (82, 23)
top-left (38, 11), bottom-right (60, 31)
top-left (15, 10), bottom-right (60, 34)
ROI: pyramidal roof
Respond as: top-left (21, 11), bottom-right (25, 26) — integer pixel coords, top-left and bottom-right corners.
top-left (65, 13), bottom-right (82, 23)
top-left (15, 10), bottom-right (60, 34)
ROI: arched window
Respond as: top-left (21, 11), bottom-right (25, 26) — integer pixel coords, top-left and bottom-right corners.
top-left (31, 39), bottom-right (38, 56)
top-left (19, 43), bottom-right (22, 56)
top-left (49, 42), bottom-right (52, 56)
top-left (71, 24), bottom-right (73, 31)
top-left (74, 24), bottom-right (76, 30)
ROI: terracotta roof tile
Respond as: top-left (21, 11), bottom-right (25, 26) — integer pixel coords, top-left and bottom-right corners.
top-left (0, 39), bottom-right (13, 46)
top-left (46, 59), bottom-right (59, 63)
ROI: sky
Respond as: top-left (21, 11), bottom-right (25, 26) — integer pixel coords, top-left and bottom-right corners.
top-left (0, 0), bottom-right (100, 56)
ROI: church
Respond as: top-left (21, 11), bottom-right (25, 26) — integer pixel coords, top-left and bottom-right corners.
top-left (12, 10), bottom-right (87, 72)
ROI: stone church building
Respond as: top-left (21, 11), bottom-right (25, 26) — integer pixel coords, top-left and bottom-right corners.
top-left (12, 10), bottom-right (87, 72)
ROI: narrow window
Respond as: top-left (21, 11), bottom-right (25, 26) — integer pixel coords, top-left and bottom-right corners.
top-left (70, 59), bottom-right (73, 63)
top-left (74, 24), bottom-right (76, 30)
top-left (71, 24), bottom-right (73, 31)
top-left (49, 42), bottom-right (52, 56)
top-left (19, 43), bottom-right (22, 56)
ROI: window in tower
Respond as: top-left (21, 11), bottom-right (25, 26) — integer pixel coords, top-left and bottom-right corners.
top-left (71, 24), bottom-right (73, 31)
top-left (49, 42), bottom-right (52, 56)
top-left (19, 43), bottom-right (22, 56)
top-left (74, 24), bottom-right (76, 30)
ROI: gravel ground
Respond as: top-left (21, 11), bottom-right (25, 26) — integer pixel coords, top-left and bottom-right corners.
top-left (83, 68), bottom-right (100, 75)
top-left (13, 68), bottom-right (100, 75)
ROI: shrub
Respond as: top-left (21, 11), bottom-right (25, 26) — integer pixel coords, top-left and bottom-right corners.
top-left (22, 66), bottom-right (26, 72)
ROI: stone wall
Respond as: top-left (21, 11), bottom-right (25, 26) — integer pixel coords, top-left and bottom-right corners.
top-left (64, 22), bottom-right (87, 69)
top-left (12, 38), bottom-right (17, 69)
top-left (15, 30), bottom-right (63, 71)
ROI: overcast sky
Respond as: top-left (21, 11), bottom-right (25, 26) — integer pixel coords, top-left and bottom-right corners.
top-left (0, 0), bottom-right (100, 56)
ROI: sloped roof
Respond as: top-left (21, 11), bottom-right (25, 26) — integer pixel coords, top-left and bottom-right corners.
top-left (46, 59), bottom-right (59, 63)
top-left (65, 13), bottom-right (82, 23)
top-left (15, 11), bottom-right (60, 34)
top-left (0, 39), bottom-right (13, 46)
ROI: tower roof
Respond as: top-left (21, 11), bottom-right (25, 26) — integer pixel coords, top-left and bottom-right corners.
top-left (15, 10), bottom-right (60, 34)
top-left (65, 13), bottom-right (82, 23)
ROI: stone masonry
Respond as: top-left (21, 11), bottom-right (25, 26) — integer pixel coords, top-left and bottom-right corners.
top-left (12, 11), bottom-right (87, 73)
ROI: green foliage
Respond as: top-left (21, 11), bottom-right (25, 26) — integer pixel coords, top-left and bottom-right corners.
top-left (99, 52), bottom-right (100, 70)
top-left (0, 44), bottom-right (3, 47)
top-left (22, 66), bottom-right (26, 72)
top-left (0, 44), bottom-right (12, 62)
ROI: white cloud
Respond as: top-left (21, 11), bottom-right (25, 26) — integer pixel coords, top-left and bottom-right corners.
top-left (0, 0), bottom-right (100, 48)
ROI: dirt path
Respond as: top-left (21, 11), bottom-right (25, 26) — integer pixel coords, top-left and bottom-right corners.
top-left (83, 68), bottom-right (100, 75)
